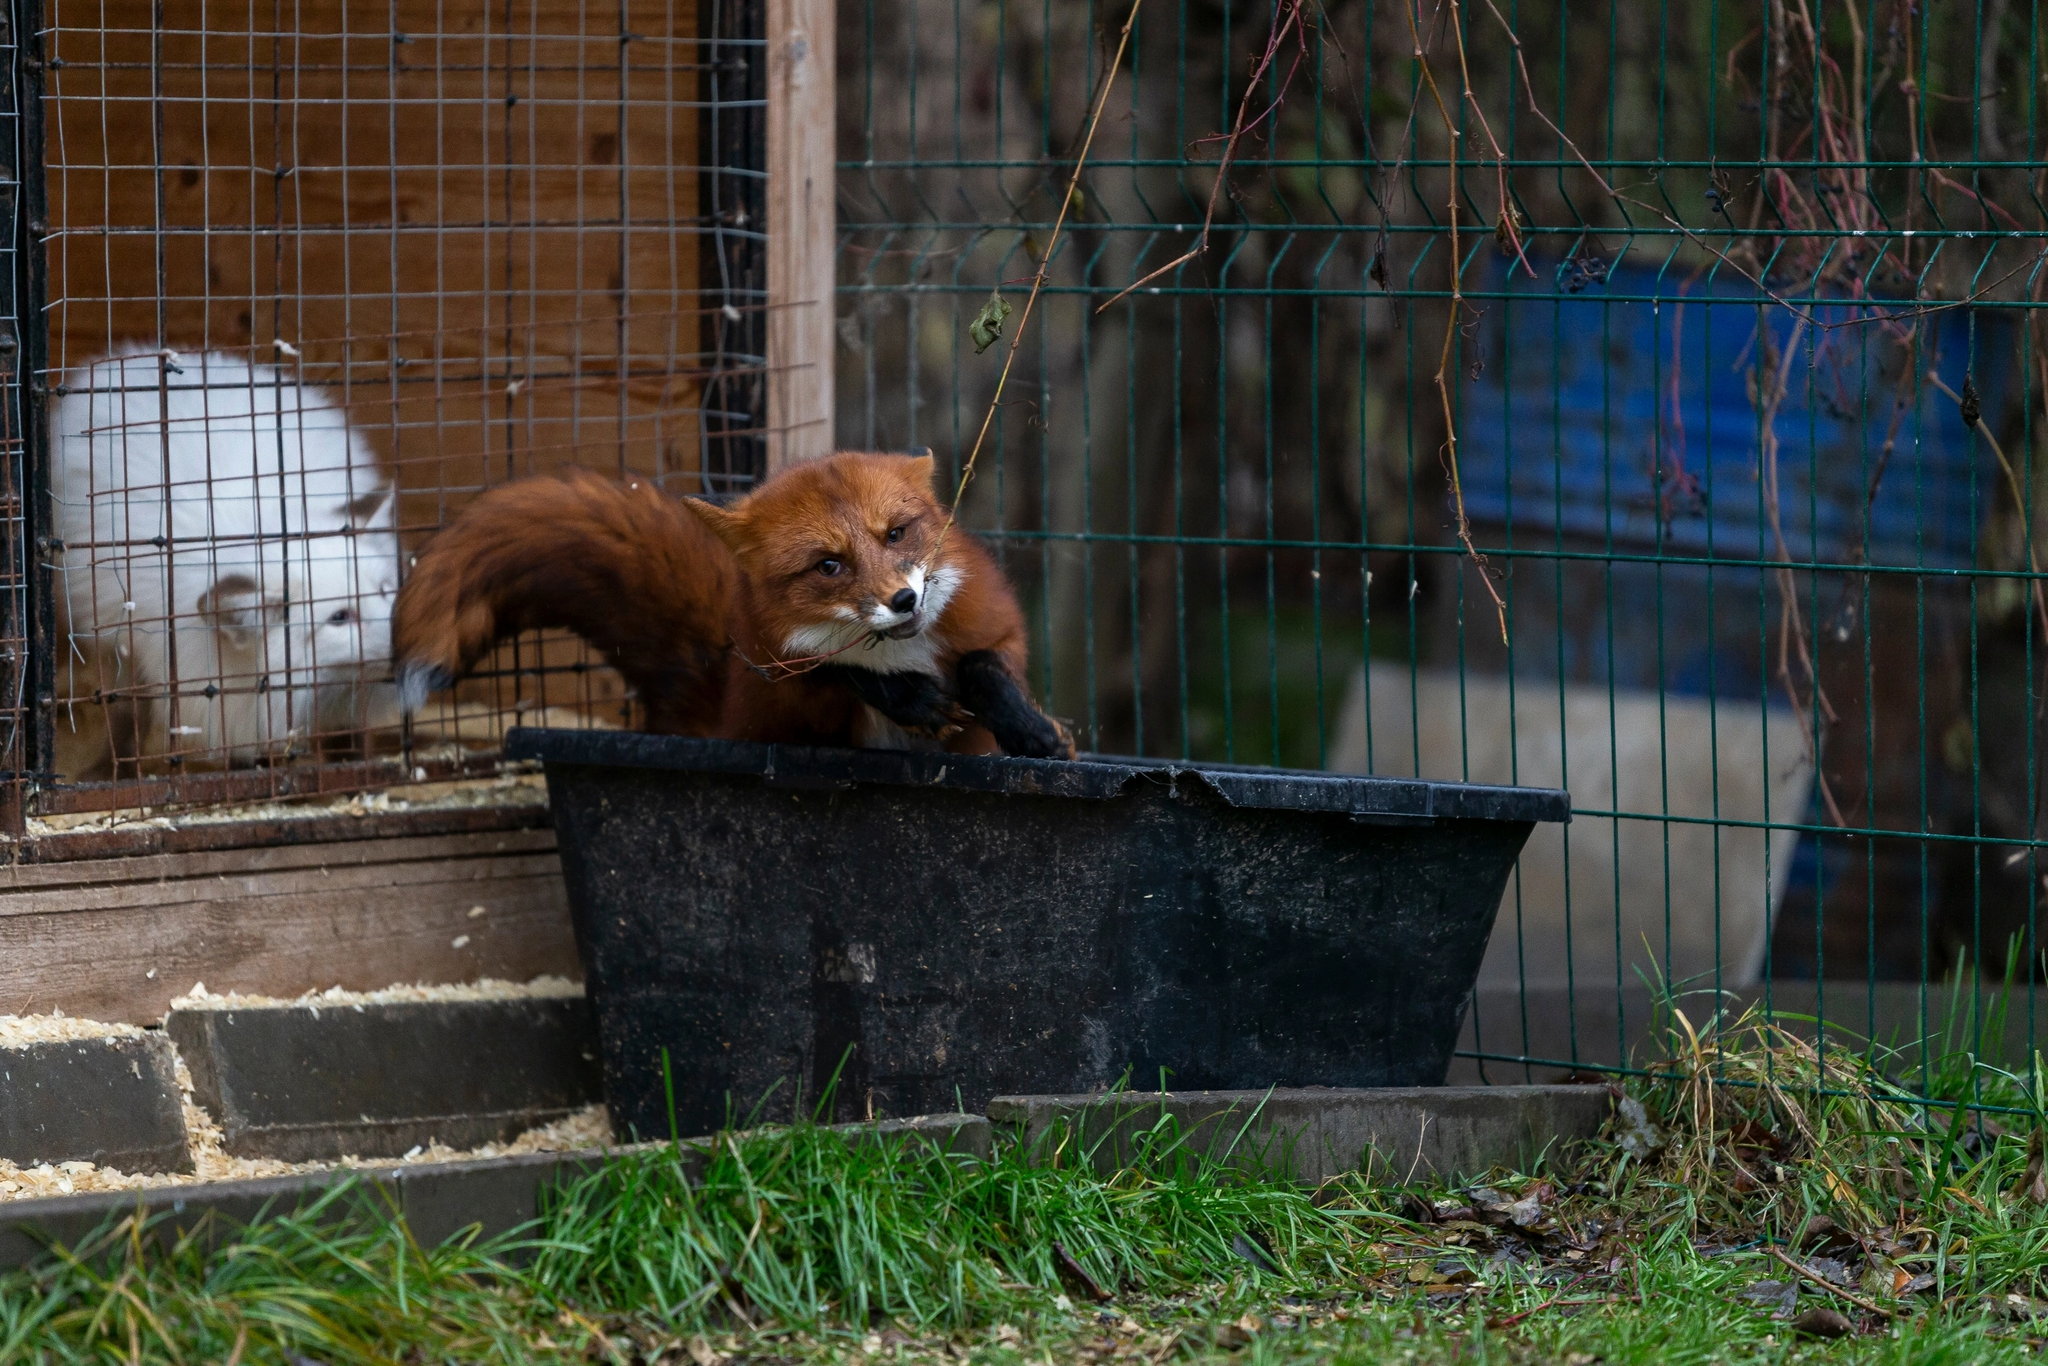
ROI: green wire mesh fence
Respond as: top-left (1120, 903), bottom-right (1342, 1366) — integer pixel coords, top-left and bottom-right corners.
top-left (836, 0), bottom-right (2048, 1104)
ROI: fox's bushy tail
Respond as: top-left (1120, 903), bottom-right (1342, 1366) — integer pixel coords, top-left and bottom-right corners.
top-left (393, 470), bottom-right (736, 733)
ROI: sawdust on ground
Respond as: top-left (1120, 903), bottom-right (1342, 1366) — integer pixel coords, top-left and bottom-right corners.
top-left (27, 770), bottom-right (550, 836)
top-left (169, 975), bottom-right (585, 1011)
top-left (0, 983), bottom-right (612, 1203)
top-left (0, 1012), bottom-right (147, 1048)
top-left (0, 1081), bottom-right (614, 1202)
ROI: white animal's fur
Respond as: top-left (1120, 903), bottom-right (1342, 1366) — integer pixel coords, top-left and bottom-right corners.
top-left (779, 560), bottom-right (965, 676)
top-left (51, 350), bottom-right (399, 770)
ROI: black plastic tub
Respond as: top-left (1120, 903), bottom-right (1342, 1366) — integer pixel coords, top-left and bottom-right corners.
top-left (503, 729), bottom-right (1569, 1138)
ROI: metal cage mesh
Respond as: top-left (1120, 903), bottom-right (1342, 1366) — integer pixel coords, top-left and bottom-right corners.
top-left (26, 0), bottom-right (764, 811)
top-left (837, 0), bottom-right (2048, 1102)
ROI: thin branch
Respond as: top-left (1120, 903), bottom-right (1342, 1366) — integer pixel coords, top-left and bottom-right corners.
top-left (1409, 0), bottom-right (1508, 643)
top-left (1926, 369), bottom-right (2048, 645)
top-left (930, 0), bottom-right (1145, 559)
top-left (1095, 0), bottom-right (1314, 314)
top-left (1768, 1246), bottom-right (1897, 1319)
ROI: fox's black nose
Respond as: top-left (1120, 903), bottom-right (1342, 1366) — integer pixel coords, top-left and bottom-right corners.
top-left (889, 587), bottom-right (918, 615)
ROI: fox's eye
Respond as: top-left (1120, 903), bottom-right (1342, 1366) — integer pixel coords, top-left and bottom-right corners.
top-left (886, 525), bottom-right (906, 544)
top-left (816, 558), bottom-right (844, 577)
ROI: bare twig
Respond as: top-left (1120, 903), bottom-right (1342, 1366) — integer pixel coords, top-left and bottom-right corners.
top-left (1768, 1246), bottom-right (1896, 1319)
top-left (1926, 369), bottom-right (2048, 644)
top-left (931, 0), bottom-right (1145, 561)
top-left (1446, 0), bottom-right (1533, 279)
top-left (1407, 0), bottom-right (1509, 642)
top-left (742, 12), bottom-right (1132, 687)
top-left (1094, 0), bottom-right (1314, 314)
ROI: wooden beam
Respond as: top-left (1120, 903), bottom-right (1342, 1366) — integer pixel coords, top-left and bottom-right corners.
top-left (764, 0), bottom-right (837, 471)
top-left (0, 830), bottom-right (578, 1024)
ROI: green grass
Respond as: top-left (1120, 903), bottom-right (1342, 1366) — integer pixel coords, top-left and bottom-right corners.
top-left (16, 1005), bottom-right (2048, 1363)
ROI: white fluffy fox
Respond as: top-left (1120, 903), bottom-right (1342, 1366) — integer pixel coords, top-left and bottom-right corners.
top-left (50, 350), bottom-right (399, 773)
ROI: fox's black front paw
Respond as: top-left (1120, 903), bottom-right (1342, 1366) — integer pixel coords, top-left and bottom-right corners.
top-left (819, 664), bottom-right (961, 733)
top-left (955, 650), bottom-right (1072, 759)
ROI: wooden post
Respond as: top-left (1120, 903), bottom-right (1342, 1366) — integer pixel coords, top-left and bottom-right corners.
top-left (764, 0), bottom-right (836, 471)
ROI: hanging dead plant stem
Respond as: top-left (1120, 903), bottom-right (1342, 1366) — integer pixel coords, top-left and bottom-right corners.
top-left (1926, 369), bottom-right (2048, 645)
top-left (1408, 0), bottom-right (1509, 643)
top-left (1093, 0), bottom-right (1315, 314)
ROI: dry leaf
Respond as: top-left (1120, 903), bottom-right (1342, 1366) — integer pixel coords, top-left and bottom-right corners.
top-left (1789, 1307), bottom-right (1853, 1339)
top-left (969, 289), bottom-right (1012, 354)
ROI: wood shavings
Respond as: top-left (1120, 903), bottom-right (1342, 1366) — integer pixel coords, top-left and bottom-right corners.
top-left (26, 770), bottom-right (548, 836)
top-left (169, 975), bottom-right (584, 1011)
top-left (0, 1073), bottom-right (613, 1203)
top-left (0, 1012), bottom-right (146, 1049)
top-left (0, 980), bottom-right (607, 1202)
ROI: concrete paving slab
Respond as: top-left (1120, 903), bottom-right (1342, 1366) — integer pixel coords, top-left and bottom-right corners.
top-left (986, 1086), bottom-right (1612, 1183)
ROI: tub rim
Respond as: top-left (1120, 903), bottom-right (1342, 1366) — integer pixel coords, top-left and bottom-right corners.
top-left (502, 727), bottom-right (1571, 825)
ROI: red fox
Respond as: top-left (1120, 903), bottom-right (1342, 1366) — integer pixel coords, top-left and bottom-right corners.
top-left (391, 452), bottom-right (1072, 758)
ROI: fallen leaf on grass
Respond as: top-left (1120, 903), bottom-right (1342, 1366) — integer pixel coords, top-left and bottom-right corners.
top-left (1803, 1256), bottom-right (1853, 1286)
top-left (1788, 1307), bottom-right (1854, 1339)
top-left (685, 1336), bottom-right (725, 1366)
top-left (1615, 1096), bottom-right (1665, 1157)
top-left (1737, 1280), bottom-right (1798, 1315)
top-left (2000, 1293), bottom-right (2048, 1321)
top-left (1797, 1213), bottom-right (1855, 1253)
top-left (2021, 1128), bottom-right (2048, 1204)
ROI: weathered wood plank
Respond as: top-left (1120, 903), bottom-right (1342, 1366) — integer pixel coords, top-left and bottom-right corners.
top-left (0, 827), bottom-right (560, 892)
top-left (765, 0), bottom-right (837, 469)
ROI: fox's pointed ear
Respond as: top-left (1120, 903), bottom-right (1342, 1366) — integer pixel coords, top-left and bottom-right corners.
top-left (681, 496), bottom-right (749, 553)
top-left (906, 453), bottom-right (936, 494)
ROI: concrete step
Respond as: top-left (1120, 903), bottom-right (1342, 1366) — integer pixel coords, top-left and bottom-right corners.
top-left (165, 992), bottom-right (604, 1161)
top-left (0, 1031), bottom-right (189, 1176)
top-left (987, 1085), bottom-right (1614, 1182)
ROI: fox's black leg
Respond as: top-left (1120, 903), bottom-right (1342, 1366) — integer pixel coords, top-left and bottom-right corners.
top-left (818, 664), bottom-right (960, 732)
top-left (956, 650), bottom-right (1071, 758)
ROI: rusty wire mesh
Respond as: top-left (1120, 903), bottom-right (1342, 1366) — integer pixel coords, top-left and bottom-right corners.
top-left (24, 0), bottom-right (765, 817)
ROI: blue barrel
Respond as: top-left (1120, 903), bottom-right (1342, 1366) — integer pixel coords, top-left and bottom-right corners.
top-left (1455, 255), bottom-right (2014, 575)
